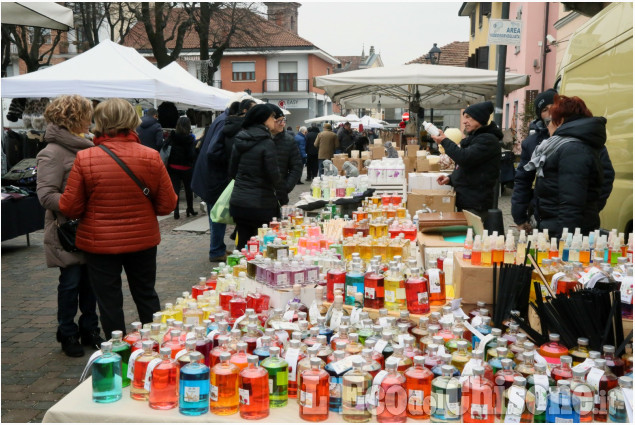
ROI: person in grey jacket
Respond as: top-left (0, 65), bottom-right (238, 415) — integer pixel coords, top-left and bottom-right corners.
top-left (36, 95), bottom-right (102, 357)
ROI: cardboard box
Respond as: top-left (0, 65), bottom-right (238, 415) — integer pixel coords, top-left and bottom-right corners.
top-left (452, 251), bottom-right (494, 304)
top-left (416, 157), bottom-right (431, 172)
top-left (334, 153), bottom-right (348, 160)
top-left (371, 146), bottom-right (385, 159)
top-left (404, 156), bottom-right (416, 175)
top-left (406, 190), bottom-right (456, 216)
top-left (361, 151), bottom-right (371, 160)
top-left (417, 231), bottom-right (464, 268)
top-left (408, 172), bottom-right (449, 192)
top-left (406, 145), bottom-right (420, 157)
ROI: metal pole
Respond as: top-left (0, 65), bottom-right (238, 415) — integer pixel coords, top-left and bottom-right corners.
top-left (494, 2), bottom-right (510, 127)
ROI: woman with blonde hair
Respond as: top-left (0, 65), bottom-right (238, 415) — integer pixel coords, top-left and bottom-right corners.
top-left (59, 98), bottom-right (177, 340)
top-left (36, 94), bottom-right (101, 357)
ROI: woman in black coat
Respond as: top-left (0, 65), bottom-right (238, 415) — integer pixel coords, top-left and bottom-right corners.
top-left (525, 95), bottom-right (614, 238)
top-left (167, 116), bottom-right (197, 219)
top-left (228, 104), bottom-right (282, 250)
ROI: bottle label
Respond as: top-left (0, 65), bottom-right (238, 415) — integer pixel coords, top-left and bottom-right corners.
top-left (127, 349), bottom-right (145, 380)
top-left (81, 349), bottom-right (103, 382)
top-left (365, 287), bottom-right (376, 299)
top-left (275, 330), bottom-right (289, 345)
top-left (175, 348), bottom-right (188, 360)
top-left (408, 389), bottom-right (424, 407)
top-left (269, 378), bottom-right (273, 394)
top-left (504, 414), bottom-right (521, 423)
top-left (186, 331), bottom-right (195, 340)
top-left (307, 269), bottom-right (318, 282)
top-left (210, 384), bottom-right (219, 401)
top-left (620, 276), bottom-right (633, 303)
top-left (185, 316), bottom-right (200, 326)
top-left (334, 283), bottom-right (344, 292)
top-left (249, 245), bottom-right (258, 253)
top-left (239, 388), bottom-right (250, 405)
top-left (396, 287), bottom-right (407, 300)
top-left (373, 339), bottom-right (388, 354)
top-left (284, 348), bottom-right (300, 382)
top-left (283, 309), bottom-right (295, 321)
top-left (418, 292), bottom-right (429, 304)
top-left (330, 310), bottom-right (343, 330)
top-left (385, 290), bottom-right (396, 302)
top-left (143, 358), bottom-right (163, 391)
top-left (471, 404), bottom-right (488, 420)
top-left (309, 302), bottom-right (321, 325)
top-left (300, 390), bottom-right (313, 408)
top-left (183, 386), bottom-right (200, 403)
top-left (428, 270), bottom-right (441, 293)
top-left (555, 419), bottom-right (573, 423)
top-left (277, 273), bottom-right (288, 286)
top-left (346, 285), bottom-right (357, 297)
top-left (586, 367), bottom-right (604, 392)
top-left (533, 374), bottom-right (549, 411)
top-left (350, 307), bottom-right (362, 326)
top-left (294, 272), bottom-right (304, 285)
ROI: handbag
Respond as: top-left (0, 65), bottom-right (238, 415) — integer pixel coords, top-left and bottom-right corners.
top-left (98, 145), bottom-right (151, 199)
top-left (210, 180), bottom-right (235, 225)
top-left (53, 211), bottom-right (80, 252)
top-left (159, 140), bottom-right (172, 167)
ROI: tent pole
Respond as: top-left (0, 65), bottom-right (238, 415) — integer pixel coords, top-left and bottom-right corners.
top-left (154, 99), bottom-right (157, 108)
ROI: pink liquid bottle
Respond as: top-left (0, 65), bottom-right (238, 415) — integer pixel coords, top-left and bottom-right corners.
top-left (229, 291), bottom-right (247, 319)
top-left (162, 330), bottom-right (185, 359)
top-left (192, 277), bottom-right (208, 300)
top-left (326, 260), bottom-right (346, 302)
top-left (219, 284), bottom-right (236, 312)
top-left (405, 266), bottom-right (430, 314)
top-left (193, 326), bottom-right (212, 366)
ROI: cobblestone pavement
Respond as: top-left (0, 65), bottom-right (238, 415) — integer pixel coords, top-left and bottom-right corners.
top-left (0, 169), bottom-right (513, 422)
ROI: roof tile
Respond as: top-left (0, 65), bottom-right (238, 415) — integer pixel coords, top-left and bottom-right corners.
top-left (406, 41), bottom-right (469, 67)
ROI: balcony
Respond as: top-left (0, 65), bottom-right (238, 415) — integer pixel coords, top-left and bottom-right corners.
top-left (262, 79), bottom-right (310, 93)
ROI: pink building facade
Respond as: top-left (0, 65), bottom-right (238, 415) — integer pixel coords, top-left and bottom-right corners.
top-left (503, 2), bottom-right (559, 133)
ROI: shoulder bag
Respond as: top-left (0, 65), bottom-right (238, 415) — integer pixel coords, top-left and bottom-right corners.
top-left (159, 138), bottom-right (172, 167)
top-left (52, 211), bottom-right (80, 252)
top-left (98, 145), bottom-right (151, 199)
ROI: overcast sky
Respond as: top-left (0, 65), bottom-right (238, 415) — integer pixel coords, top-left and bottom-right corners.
top-left (297, 1), bottom-right (470, 66)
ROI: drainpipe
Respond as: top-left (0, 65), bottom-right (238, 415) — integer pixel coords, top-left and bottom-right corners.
top-left (541, 3), bottom-right (550, 92)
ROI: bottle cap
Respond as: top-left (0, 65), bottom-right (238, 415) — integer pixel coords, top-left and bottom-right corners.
top-left (219, 352), bottom-right (231, 362)
top-left (160, 346), bottom-right (172, 356)
top-left (142, 340), bottom-right (154, 351)
top-left (131, 321), bottom-right (142, 330)
top-left (561, 355), bottom-right (573, 365)
top-left (513, 376), bottom-right (526, 387)
top-left (473, 366), bottom-right (484, 376)
top-left (352, 358), bottom-right (364, 368)
top-left (386, 357), bottom-right (399, 371)
top-left (237, 342), bottom-right (248, 351)
top-left (603, 345), bottom-right (615, 354)
top-left (189, 352), bottom-right (202, 362)
top-left (557, 380), bottom-right (571, 387)
top-left (491, 328), bottom-right (502, 337)
top-left (101, 341), bottom-right (113, 352)
top-left (150, 323), bottom-right (161, 332)
top-left (457, 341), bottom-right (468, 350)
top-left (310, 357), bottom-right (322, 368)
top-left (269, 347), bottom-right (280, 356)
top-left (111, 330), bottom-right (123, 340)
top-left (618, 376), bottom-right (633, 388)
top-left (441, 365), bottom-right (454, 376)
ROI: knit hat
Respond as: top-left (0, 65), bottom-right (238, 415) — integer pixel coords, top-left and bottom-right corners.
top-left (242, 104), bottom-right (275, 128)
top-left (534, 89), bottom-right (557, 118)
top-left (464, 101), bottom-right (494, 126)
top-left (269, 104), bottom-right (285, 119)
top-left (323, 123), bottom-right (332, 130)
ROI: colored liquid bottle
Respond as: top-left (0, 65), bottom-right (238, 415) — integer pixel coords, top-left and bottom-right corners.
top-left (546, 380), bottom-right (580, 423)
top-left (110, 330), bottom-right (131, 388)
top-left (191, 277), bottom-right (208, 300)
top-left (551, 355), bottom-right (574, 381)
top-left (569, 337), bottom-right (591, 366)
top-left (239, 354), bottom-right (270, 419)
top-left (325, 350), bottom-right (349, 412)
top-left (405, 266), bottom-right (430, 314)
top-left (425, 260), bottom-right (446, 306)
top-left (404, 355), bottom-right (433, 420)
top-left (92, 341), bottom-right (123, 403)
top-left (607, 376), bottom-right (632, 423)
top-left (461, 366), bottom-right (495, 423)
top-left (377, 357), bottom-right (407, 423)
top-left (384, 265), bottom-right (406, 310)
top-left (527, 362), bottom-right (554, 422)
top-left (179, 352), bottom-right (209, 415)
top-left (210, 352), bottom-right (240, 415)
top-left (571, 368), bottom-right (595, 422)
top-left (430, 365), bottom-right (462, 422)
top-left (481, 236), bottom-right (492, 266)
top-left (325, 262), bottom-right (346, 302)
top-left (149, 347), bottom-right (179, 410)
top-left (364, 264), bottom-right (385, 309)
top-left (341, 358), bottom-right (372, 423)
top-left (123, 321), bottom-right (143, 348)
top-left (130, 340), bottom-right (160, 401)
top-left (299, 357), bottom-right (330, 421)
top-left (588, 359), bottom-right (618, 422)
top-left (345, 262), bottom-right (365, 306)
top-left (261, 346), bottom-right (289, 408)
top-left (539, 333), bottom-right (568, 366)
top-left (501, 376), bottom-right (534, 423)
top-left (285, 339), bottom-right (305, 399)
top-left (603, 344), bottom-right (626, 377)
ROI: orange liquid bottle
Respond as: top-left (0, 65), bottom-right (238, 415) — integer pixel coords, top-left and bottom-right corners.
top-left (471, 235), bottom-right (482, 266)
top-left (239, 355), bottom-right (270, 419)
top-left (299, 358), bottom-right (330, 421)
top-left (210, 352), bottom-right (240, 415)
top-left (424, 260), bottom-right (446, 306)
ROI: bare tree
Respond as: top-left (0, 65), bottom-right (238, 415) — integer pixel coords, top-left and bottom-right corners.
top-left (1, 25), bottom-right (63, 73)
top-left (184, 2), bottom-right (276, 85)
top-left (71, 2), bottom-right (106, 50)
top-left (105, 2), bottom-right (137, 43)
top-left (126, 2), bottom-right (193, 68)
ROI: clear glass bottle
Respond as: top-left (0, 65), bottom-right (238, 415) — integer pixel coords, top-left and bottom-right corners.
top-left (569, 337), bottom-right (590, 365)
top-left (494, 358), bottom-right (522, 392)
top-left (239, 354), bottom-right (269, 419)
top-left (384, 265), bottom-right (406, 310)
top-left (405, 355), bottom-right (433, 420)
top-left (451, 341), bottom-right (471, 373)
top-left (571, 368), bottom-right (594, 422)
top-left (377, 357), bottom-right (407, 423)
top-left (299, 357), bottom-right (330, 422)
top-left (149, 346), bottom-right (179, 410)
top-left (608, 376), bottom-right (632, 423)
top-left (501, 376), bottom-right (533, 423)
top-left (341, 358), bottom-right (372, 423)
top-left (130, 340), bottom-right (160, 401)
top-left (284, 339), bottom-right (305, 399)
top-left (589, 358), bottom-right (619, 422)
top-left (210, 351), bottom-right (240, 415)
top-left (179, 352), bottom-right (210, 415)
top-left (261, 346), bottom-right (288, 407)
top-left (109, 330), bottom-right (131, 388)
top-left (405, 266), bottom-right (430, 314)
top-left (516, 352), bottom-right (536, 378)
top-left (92, 341), bottom-right (122, 403)
top-left (603, 345), bottom-right (626, 377)
top-left (430, 364), bottom-right (462, 422)
top-left (462, 365), bottom-right (495, 423)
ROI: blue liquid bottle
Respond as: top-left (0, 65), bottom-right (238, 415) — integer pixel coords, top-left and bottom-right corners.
top-left (545, 380), bottom-right (580, 423)
top-left (317, 317), bottom-right (334, 344)
top-left (344, 261), bottom-right (364, 306)
top-left (471, 315), bottom-right (492, 349)
top-left (253, 336), bottom-right (272, 363)
top-left (324, 350), bottom-right (351, 412)
top-left (92, 341), bottom-right (123, 403)
top-left (179, 352), bottom-right (210, 416)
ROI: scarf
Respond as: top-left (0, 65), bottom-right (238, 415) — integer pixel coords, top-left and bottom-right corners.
top-left (524, 135), bottom-right (578, 177)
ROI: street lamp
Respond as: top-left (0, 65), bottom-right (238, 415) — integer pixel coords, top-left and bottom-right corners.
top-left (428, 43), bottom-right (442, 65)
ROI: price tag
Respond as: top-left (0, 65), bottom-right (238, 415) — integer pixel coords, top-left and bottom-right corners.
top-left (80, 349), bottom-right (103, 382)
top-left (507, 386), bottom-right (526, 417)
top-left (365, 287), bottom-right (376, 300)
top-left (309, 301), bottom-right (321, 325)
top-left (437, 345), bottom-right (446, 356)
top-left (175, 348), bottom-right (188, 360)
top-left (472, 315), bottom-right (483, 327)
top-left (378, 317), bottom-right (389, 328)
top-left (534, 374), bottom-right (549, 411)
top-left (572, 358), bottom-right (594, 374)
top-left (428, 269), bottom-right (441, 293)
top-left (471, 404), bottom-right (489, 420)
top-left (396, 287), bottom-right (407, 300)
top-left (311, 343), bottom-right (321, 352)
top-left (275, 330), bottom-right (289, 345)
top-left (210, 384), bottom-right (219, 401)
top-left (461, 358), bottom-right (479, 377)
top-left (385, 290), bottom-right (396, 302)
top-left (551, 272), bottom-right (565, 292)
top-left (239, 388), bottom-right (250, 405)
top-left (284, 348), bottom-right (300, 382)
top-left (185, 331), bottom-right (195, 341)
top-left (232, 315), bottom-right (247, 331)
top-left (207, 329), bottom-right (219, 341)
top-left (330, 310), bottom-right (343, 330)
top-left (350, 307), bottom-right (362, 325)
top-left (454, 308), bottom-right (470, 320)
top-left (373, 370), bottom-right (389, 387)
top-left (127, 349), bottom-right (145, 380)
top-left (579, 267), bottom-right (601, 286)
top-left (374, 339), bottom-right (388, 353)
top-left (533, 352), bottom-right (548, 367)
top-left (418, 292), bottom-right (429, 305)
top-left (283, 310), bottom-right (295, 321)
top-left (256, 337), bottom-right (263, 348)
top-left (451, 298), bottom-right (462, 310)
top-left (586, 367), bottom-right (604, 392)
top-left (476, 333), bottom-right (495, 353)
top-left (622, 388), bottom-right (633, 423)
top-left (621, 276), bottom-right (633, 304)
top-left (143, 358), bottom-right (163, 391)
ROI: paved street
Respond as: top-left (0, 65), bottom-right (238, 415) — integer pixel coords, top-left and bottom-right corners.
top-left (1, 170), bottom-right (513, 422)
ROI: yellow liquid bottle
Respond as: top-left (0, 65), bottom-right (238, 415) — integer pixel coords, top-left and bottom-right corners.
top-left (373, 237), bottom-right (388, 261)
top-left (481, 237), bottom-right (492, 266)
top-left (384, 266), bottom-right (406, 311)
top-left (359, 237), bottom-right (374, 262)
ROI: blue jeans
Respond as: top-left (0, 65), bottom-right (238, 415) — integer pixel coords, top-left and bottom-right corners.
top-left (207, 203), bottom-right (227, 259)
top-left (58, 264), bottom-right (99, 338)
top-left (318, 159), bottom-right (325, 177)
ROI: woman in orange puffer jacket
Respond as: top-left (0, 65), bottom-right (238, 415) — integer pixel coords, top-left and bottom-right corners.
top-left (60, 98), bottom-right (177, 339)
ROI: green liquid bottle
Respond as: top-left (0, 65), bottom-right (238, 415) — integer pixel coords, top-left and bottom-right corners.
top-left (110, 330), bottom-right (131, 387)
top-left (92, 341), bottom-right (123, 403)
top-left (260, 346), bottom-right (288, 407)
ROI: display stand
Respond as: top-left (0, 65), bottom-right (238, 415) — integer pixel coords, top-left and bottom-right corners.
top-left (322, 301), bottom-right (447, 321)
top-left (369, 181), bottom-right (408, 202)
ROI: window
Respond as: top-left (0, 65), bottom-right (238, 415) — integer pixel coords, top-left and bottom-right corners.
top-left (279, 61), bottom-right (298, 92)
top-left (232, 62), bottom-right (255, 81)
top-left (513, 100), bottom-right (519, 129)
top-left (470, 10), bottom-right (476, 36)
top-left (27, 28), bottom-right (52, 44)
top-left (477, 46), bottom-right (489, 70)
top-left (505, 103), bottom-right (510, 129)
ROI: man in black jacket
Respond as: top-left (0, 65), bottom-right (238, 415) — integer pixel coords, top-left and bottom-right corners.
top-left (431, 101), bottom-right (502, 222)
top-left (511, 89), bottom-right (555, 232)
top-left (136, 108), bottom-right (163, 150)
top-left (305, 125), bottom-right (320, 181)
top-left (270, 106), bottom-right (303, 208)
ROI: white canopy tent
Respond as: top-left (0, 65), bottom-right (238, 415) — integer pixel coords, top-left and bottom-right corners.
top-left (1, 2), bottom-right (74, 30)
top-left (0, 39), bottom-right (228, 110)
top-left (314, 63), bottom-right (529, 109)
top-left (350, 115), bottom-right (385, 129)
top-left (304, 114), bottom-right (348, 124)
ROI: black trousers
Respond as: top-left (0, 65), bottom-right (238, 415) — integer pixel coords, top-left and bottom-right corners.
top-left (230, 205), bottom-right (278, 251)
top-left (168, 167), bottom-right (194, 211)
top-left (306, 154), bottom-right (318, 180)
top-left (85, 246), bottom-right (160, 339)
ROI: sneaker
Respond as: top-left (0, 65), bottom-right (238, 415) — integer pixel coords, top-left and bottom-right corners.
top-left (209, 255), bottom-right (227, 262)
top-left (81, 329), bottom-right (105, 349)
top-left (61, 335), bottom-right (85, 357)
